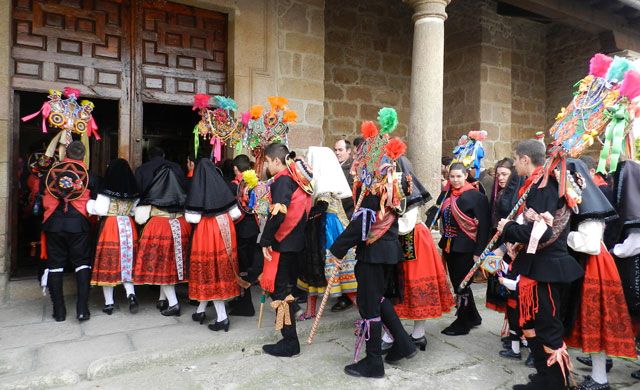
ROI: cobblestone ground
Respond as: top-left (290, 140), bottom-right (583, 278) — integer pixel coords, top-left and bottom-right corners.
top-left (1, 280), bottom-right (639, 390)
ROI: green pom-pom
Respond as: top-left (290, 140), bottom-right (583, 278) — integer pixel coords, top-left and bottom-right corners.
top-left (606, 56), bottom-right (630, 83)
top-left (377, 107), bottom-right (398, 135)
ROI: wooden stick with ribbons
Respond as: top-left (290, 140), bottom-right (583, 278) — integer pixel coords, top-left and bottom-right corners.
top-left (307, 258), bottom-right (342, 344)
top-left (428, 189), bottom-right (449, 230)
top-left (257, 290), bottom-right (266, 328)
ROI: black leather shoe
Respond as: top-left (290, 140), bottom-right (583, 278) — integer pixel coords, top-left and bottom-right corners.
top-left (192, 311), bottom-right (206, 324)
top-left (575, 377), bottom-right (610, 390)
top-left (156, 299), bottom-right (168, 311)
top-left (524, 353), bottom-right (535, 368)
top-left (631, 370), bottom-right (640, 380)
top-left (381, 341), bottom-right (393, 355)
top-left (128, 294), bottom-right (139, 314)
top-left (208, 318), bottom-right (230, 332)
top-left (412, 336), bottom-right (427, 351)
top-left (161, 304), bottom-right (180, 316)
top-left (385, 345), bottom-right (417, 364)
top-left (77, 312), bottom-right (90, 322)
top-left (331, 298), bottom-right (354, 312)
top-left (344, 356), bottom-right (385, 378)
top-left (576, 355), bottom-right (613, 372)
top-left (102, 304), bottom-right (114, 315)
top-left (499, 349), bottom-right (522, 360)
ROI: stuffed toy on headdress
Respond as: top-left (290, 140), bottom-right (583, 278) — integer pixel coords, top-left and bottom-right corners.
top-left (451, 130), bottom-right (487, 179)
top-left (351, 107), bottom-right (407, 213)
top-left (21, 87), bottom-right (100, 169)
top-left (192, 94), bottom-right (242, 162)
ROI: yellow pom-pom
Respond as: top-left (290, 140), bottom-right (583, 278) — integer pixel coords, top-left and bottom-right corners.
top-left (242, 169), bottom-right (259, 189)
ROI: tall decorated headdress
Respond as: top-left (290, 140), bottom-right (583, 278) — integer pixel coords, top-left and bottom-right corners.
top-left (351, 107), bottom-right (407, 213)
top-left (241, 96), bottom-right (297, 174)
top-left (451, 130), bottom-right (487, 179)
top-left (192, 94), bottom-right (242, 162)
top-left (21, 87), bottom-right (100, 169)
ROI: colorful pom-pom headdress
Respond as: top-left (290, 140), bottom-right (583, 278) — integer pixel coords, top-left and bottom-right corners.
top-left (351, 107), bottom-right (407, 213)
top-left (192, 94), bottom-right (242, 162)
top-left (451, 130), bottom-right (487, 179)
top-left (21, 87), bottom-right (100, 169)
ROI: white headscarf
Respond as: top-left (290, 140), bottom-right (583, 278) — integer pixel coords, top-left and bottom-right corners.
top-left (307, 146), bottom-right (352, 199)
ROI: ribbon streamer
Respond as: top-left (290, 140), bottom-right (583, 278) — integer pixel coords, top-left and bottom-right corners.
top-left (351, 207), bottom-right (376, 241)
top-left (271, 294), bottom-right (295, 331)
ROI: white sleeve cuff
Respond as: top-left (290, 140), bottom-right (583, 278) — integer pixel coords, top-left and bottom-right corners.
top-left (228, 205), bottom-right (242, 221)
top-left (185, 211), bottom-right (202, 224)
top-left (134, 205), bottom-right (151, 225)
top-left (613, 229), bottom-right (640, 258)
top-left (567, 220), bottom-right (604, 255)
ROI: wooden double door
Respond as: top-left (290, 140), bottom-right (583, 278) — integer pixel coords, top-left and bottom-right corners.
top-left (12, 0), bottom-right (228, 168)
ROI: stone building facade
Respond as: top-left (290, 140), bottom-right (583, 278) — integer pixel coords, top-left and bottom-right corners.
top-left (0, 0), bottom-right (639, 300)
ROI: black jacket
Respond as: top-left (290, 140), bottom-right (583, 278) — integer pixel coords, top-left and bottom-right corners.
top-left (438, 189), bottom-right (491, 256)
top-left (330, 194), bottom-right (402, 265)
top-left (228, 180), bottom-right (260, 239)
top-left (260, 174), bottom-right (308, 253)
top-left (340, 157), bottom-right (355, 218)
top-left (504, 178), bottom-right (583, 283)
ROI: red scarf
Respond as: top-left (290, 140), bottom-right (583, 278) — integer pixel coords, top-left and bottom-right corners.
top-left (451, 181), bottom-right (475, 197)
top-left (593, 174), bottom-right (607, 187)
top-left (517, 166), bottom-right (543, 214)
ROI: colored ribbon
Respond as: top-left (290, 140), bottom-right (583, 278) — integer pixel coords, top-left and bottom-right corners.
top-left (211, 136), bottom-right (223, 163)
top-left (116, 216), bottom-right (134, 283)
top-left (21, 102), bottom-right (51, 134)
top-left (353, 317), bottom-right (381, 362)
top-left (544, 343), bottom-right (575, 387)
top-left (351, 207), bottom-right (376, 241)
top-left (168, 218), bottom-right (184, 281)
top-left (193, 124), bottom-right (200, 159)
top-left (271, 294), bottom-right (295, 331)
top-left (597, 104), bottom-right (629, 173)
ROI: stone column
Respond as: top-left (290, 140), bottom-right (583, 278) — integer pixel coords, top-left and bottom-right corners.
top-left (0, 0), bottom-right (12, 302)
top-left (404, 0), bottom-right (450, 199)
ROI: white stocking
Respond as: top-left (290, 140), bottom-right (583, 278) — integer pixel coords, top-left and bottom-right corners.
top-left (159, 288), bottom-right (166, 301)
top-left (511, 340), bottom-right (520, 354)
top-left (197, 300), bottom-right (209, 314)
top-left (382, 329), bottom-right (394, 343)
top-left (213, 300), bottom-right (227, 322)
top-left (412, 320), bottom-right (426, 339)
top-left (591, 352), bottom-right (608, 384)
top-left (161, 285), bottom-right (178, 306)
top-left (102, 286), bottom-right (114, 305)
top-left (123, 282), bottom-right (135, 297)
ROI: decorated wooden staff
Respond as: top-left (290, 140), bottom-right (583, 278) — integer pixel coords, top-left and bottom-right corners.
top-left (257, 290), bottom-right (266, 328)
top-left (307, 258), bottom-right (342, 344)
top-left (459, 53), bottom-right (640, 291)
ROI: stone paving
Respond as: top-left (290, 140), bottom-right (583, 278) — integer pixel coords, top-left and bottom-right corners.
top-left (1, 277), bottom-right (639, 389)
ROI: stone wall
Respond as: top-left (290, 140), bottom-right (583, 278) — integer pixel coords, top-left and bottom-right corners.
top-left (0, 0), bottom-right (11, 302)
top-left (323, 0), bottom-right (413, 146)
top-left (276, 0), bottom-right (325, 150)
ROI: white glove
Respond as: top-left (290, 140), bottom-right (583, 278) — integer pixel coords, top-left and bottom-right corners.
top-left (185, 211), bottom-right (202, 224)
top-left (134, 205), bottom-right (151, 225)
top-left (613, 229), bottom-right (640, 258)
top-left (567, 220), bottom-right (604, 255)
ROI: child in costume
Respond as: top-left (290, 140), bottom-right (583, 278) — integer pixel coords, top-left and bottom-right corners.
top-left (134, 163), bottom-right (191, 316)
top-left (87, 158), bottom-right (140, 315)
top-left (296, 146), bottom-right (356, 321)
top-left (259, 142), bottom-right (313, 357)
top-left (185, 158), bottom-right (243, 331)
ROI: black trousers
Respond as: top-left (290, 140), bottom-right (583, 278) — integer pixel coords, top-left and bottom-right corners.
top-left (523, 282), bottom-right (565, 350)
top-left (443, 251), bottom-right (474, 294)
top-left (45, 231), bottom-right (92, 269)
top-left (270, 251), bottom-right (301, 309)
top-left (354, 261), bottom-right (393, 319)
top-left (238, 235), bottom-right (261, 282)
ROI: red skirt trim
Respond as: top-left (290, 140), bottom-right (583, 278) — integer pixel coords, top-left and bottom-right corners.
top-left (565, 244), bottom-right (637, 359)
top-left (91, 216), bottom-right (138, 286)
top-left (486, 301), bottom-right (507, 313)
top-left (189, 215), bottom-right (240, 301)
top-left (395, 223), bottom-right (456, 320)
top-left (134, 216), bottom-right (191, 285)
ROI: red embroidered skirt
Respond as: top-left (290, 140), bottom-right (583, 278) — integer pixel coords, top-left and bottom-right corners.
top-left (134, 216), bottom-right (191, 285)
top-left (189, 215), bottom-right (240, 301)
top-left (565, 244), bottom-right (637, 359)
top-left (91, 216), bottom-right (138, 286)
top-left (395, 223), bottom-right (456, 320)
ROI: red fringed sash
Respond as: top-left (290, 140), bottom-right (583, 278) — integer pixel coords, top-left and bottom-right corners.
top-left (518, 275), bottom-right (539, 327)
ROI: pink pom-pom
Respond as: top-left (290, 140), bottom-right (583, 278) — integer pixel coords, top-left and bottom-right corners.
top-left (589, 54), bottom-right (613, 78)
top-left (468, 130), bottom-right (487, 141)
top-left (63, 87), bottom-right (81, 99)
top-left (620, 70), bottom-right (640, 100)
top-left (241, 111), bottom-right (250, 126)
top-left (192, 93), bottom-right (210, 111)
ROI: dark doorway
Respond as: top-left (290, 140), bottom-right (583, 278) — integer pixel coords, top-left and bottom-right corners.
top-left (11, 91), bottom-right (118, 278)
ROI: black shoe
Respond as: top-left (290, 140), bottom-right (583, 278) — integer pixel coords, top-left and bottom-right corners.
top-left (525, 353), bottom-right (535, 368)
top-left (331, 298), bottom-right (353, 312)
top-left (161, 304), bottom-right (180, 316)
top-left (156, 299), bottom-right (168, 311)
top-left (262, 338), bottom-right (300, 357)
top-left (192, 311), bottom-right (206, 324)
top-left (128, 294), bottom-right (139, 314)
top-left (412, 336), bottom-right (427, 351)
top-left (208, 318), bottom-right (230, 332)
top-left (441, 318), bottom-right (470, 336)
top-left (631, 370), bottom-right (640, 380)
top-left (528, 373), bottom-right (538, 381)
top-left (385, 348), bottom-right (417, 364)
top-left (77, 312), bottom-right (91, 322)
top-left (381, 341), bottom-right (393, 355)
top-left (228, 289), bottom-right (255, 317)
top-left (344, 355), bottom-right (385, 378)
top-left (576, 355), bottom-right (613, 372)
top-left (499, 349), bottom-right (522, 360)
top-left (102, 304), bottom-right (114, 315)
top-left (575, 377), bottom-right (610, 390)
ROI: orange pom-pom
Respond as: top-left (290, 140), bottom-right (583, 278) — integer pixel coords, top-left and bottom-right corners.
top-left (250, 105), bottom-right (264, 119)
top-left (268, 96), bottom-right (288, 111)
top-left (385, 137), bottom-right (406, 160)
top-left (283, 110), bottom-right (297, 123)
top-left (361, 121), bottom-right (379, 138)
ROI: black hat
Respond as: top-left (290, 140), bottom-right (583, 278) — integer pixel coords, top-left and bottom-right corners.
top-left (397, 156), bottom-right (431, 210)
top-left (613, 160), bottom-right (640, 229)
top-left (101, 158), bottom-right (139, 199)
top-left (185, 158), bottom-right (236, 215)
top-left (139, 165), bottom-right (187, 208)
top-left (567, 158), bottom-right (617, 223)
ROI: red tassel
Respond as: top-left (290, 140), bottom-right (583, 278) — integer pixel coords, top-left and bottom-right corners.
top-left (260, 250), bottom-right (280, 293)
top-left (589, 54), bottom-right (613, 78)
top-left (518, 276), bottom-right (538, 327)
top-left (40, 231), bottom-right (47, 260)
top-left (620, 70), bottom-right (640, 100)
